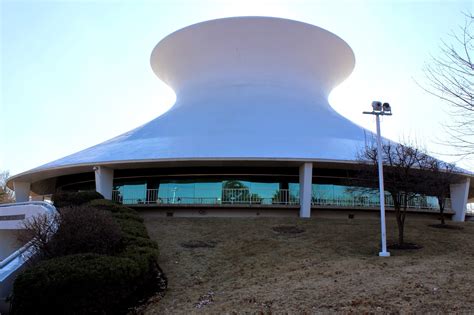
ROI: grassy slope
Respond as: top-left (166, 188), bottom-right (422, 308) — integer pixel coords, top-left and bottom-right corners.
top-left (142, 215), bottom-right (474, 313)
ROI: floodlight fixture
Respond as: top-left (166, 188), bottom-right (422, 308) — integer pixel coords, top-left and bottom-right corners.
top-left (372, 101), bottom-right (382, 112)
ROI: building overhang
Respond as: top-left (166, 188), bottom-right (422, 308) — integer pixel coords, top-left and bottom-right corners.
top-left (7, 157), bottom-right (474, 198)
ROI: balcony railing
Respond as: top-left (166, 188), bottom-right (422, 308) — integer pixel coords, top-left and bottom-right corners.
top-left (111, 188), bottom-right (450, 211)
top-left (467, 203), bottom-right (474, 215)
top-left (312, 195), bottom-right (451, 211)
top-left (112, 188), bottom-right (299, 206)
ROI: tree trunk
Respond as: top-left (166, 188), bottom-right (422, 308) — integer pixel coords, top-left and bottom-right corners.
top-left (397, 217), bottom-right (404, 245)
top-left (396, 194), bottom-right (409, 246)
top-left (393, 192), bottom-right (405, 246)
top-left (438, 197), bottom-right (446, 225)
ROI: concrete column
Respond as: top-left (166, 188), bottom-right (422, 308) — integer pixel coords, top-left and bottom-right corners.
top-left (94, 166), bottom-right (114, 200)
top-left (299, 162), bottom-right (313, 218)
top-left (13, 181), bottom-right (31, 202)
top-left (450, 178), bottom-right (470, 222)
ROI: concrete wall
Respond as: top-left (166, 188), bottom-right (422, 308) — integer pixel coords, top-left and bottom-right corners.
top-left (0, 203), bottom-right (50, 230)
top-left (136, 206), bottom-right (446, 220)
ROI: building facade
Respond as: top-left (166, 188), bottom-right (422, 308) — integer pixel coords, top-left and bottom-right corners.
top-left (7, 17), bottom-right (473, 219)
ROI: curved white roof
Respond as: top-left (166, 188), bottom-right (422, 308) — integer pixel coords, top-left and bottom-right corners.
top-left (12, 16), bottom-right (375, 182)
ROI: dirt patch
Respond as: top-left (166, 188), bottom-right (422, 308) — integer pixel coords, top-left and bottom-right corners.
top-left (388, 242), bottom-right (423, 250)
top-left (429, 224), bottom-right (464, 230)
top-left (180, 240), bottom-right (217, 249)
top-left (272, 225), bottom-right (305, 234)
top-left (141, 216), bottom-right (474, 314)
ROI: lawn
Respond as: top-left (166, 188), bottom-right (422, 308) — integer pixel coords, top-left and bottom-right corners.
top-left (141, 213), bottom-right (474, 313)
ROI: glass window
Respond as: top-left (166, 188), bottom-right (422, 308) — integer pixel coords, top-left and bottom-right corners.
top-left (249, 182), bottom-right (280, 205)
top-left (158, 180), bottom-right (222, 204)
top-left (194, 182), bottom-right (223, 204)
top-left (222, 180), bottom-right (252, 204)
top-left (114, 182), bottom-right (147, 204)
top-left (112, 177), bottom-right (443, 210)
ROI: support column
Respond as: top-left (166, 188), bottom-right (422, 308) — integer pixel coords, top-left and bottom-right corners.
top-left (450, 178), bottom-right (470, 222)
top-left (299, 162), bottom-right (313, 218)
top-left (13, 181), bottom-right (31, 202)
top-left (94, 166), bottom-right (114, 200)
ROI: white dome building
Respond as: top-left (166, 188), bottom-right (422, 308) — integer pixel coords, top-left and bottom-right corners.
top-left (8, 17), bottom-right (472, 219)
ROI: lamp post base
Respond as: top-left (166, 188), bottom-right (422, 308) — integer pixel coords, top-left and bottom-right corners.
top-left (379, 251), bottom-right (391, 257)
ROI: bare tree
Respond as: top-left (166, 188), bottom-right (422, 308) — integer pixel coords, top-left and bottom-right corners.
top-left (422, 157), bottom-right (461, 225)
top-left (17, 212), bottom-right (58, 261)
top-left (0, 170), bottom-right (14, 203)
top-left (17, 205), bottom-right (123, 262)
top-left (420, 13), bottom-right (474, 157)
top-left (358, 139), bottom-right (427, 246)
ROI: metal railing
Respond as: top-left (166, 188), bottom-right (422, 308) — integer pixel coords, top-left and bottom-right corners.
top-left (312, 194), bottom-right (451, 211)
top-left (0, 202), bottom-right (57, 270)
top-left (111, 188), bottom-right (450, 211)
top-left (112, 188), bottom-right (299, 206)
top-left (1, 202), bottom-right (58, 313)
top-left (467, 203), bottom-right (474, 215)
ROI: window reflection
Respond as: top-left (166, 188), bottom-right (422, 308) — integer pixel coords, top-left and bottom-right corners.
top-left (113, 182), bottom-right (147, 204)
top-left (112, 178), bottom-right (443, 209)
top-left (158, 180), bottom-right (222, 204)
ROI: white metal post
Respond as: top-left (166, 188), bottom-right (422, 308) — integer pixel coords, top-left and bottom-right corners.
top-left (299, 162), bottom-right (313, 218)
top-left (375, 114), bottom-right (390, 257)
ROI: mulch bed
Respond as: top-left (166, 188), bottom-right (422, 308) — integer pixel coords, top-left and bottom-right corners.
top-left (272, 225), bottom-right (305, 234)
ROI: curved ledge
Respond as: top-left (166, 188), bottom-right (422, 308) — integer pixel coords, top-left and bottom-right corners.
top-left (150, 16), bottom-right (355, 98)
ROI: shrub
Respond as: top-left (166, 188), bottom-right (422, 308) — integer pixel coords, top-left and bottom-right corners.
top-left (114, 217), bottom-right (149, 238)
top-left (52, 191), bottom-right (104, 208)
top-left (11, 254), bottom-right (142, 314)
top-left (112, 211), bottom-right (145, 223)
top-left (12, 198), bottom-right (166, 314)
top-left (88, 199), bottom-right (144, 222)
top-left (88, 198), bottom-right (123, 209)
top-left (50, 206), bottom-right (124, 257)
top-left (88, 199), bottom-right (137, 214)
top-left (17, 205), bottom-right (123, 260)
top-left (123, 235), bottom-right (159, 249)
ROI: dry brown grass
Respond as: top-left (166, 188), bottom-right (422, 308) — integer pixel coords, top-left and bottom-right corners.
top-left (141, 214), bottom-right (474, 314)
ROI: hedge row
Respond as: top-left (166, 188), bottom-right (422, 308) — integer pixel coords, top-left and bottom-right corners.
top-left (52, 191), bottom-right (104, 208)
top-left (12, 196), bottom-right (166, 314)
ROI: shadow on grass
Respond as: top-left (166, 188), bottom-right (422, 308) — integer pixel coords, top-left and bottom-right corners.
top-left (428, 224), bottom-right (463, 230)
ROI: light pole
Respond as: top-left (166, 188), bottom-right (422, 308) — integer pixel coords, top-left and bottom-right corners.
top-left (363, 101), bottom-right (392, 257)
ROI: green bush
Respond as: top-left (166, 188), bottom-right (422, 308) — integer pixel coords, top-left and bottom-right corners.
top-left (111, 211), bottom-right (145, 223)
top-left (48, 206), bottom-right (124, 257)
top-left (123, 235), bottom-right (159, 249)
top-left (17, 205), bottom-right (124, 261)
top-left (88, 199), bottom-right (136, 213)
top-left (121, 246), bottom-right (160, 275)
top-left (11, 198), bottom-right (166, 314)
top-left (114, 217), bottom-right (149, 238)
top-left (12, 254), bottom-right (142, 314)
top-left (52, 191), bottom-right (104, 208)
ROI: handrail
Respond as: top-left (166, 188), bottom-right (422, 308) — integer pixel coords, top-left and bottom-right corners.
top-left (0, 201), bottom-right (56, 212)
top-left (111, 188), bottom-right (449, 211)
top-left (0, 241), bottom-right (33, 270)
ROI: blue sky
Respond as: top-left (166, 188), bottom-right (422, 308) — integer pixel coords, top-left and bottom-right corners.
top-left (1, 0), bottom-right (472, 175)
